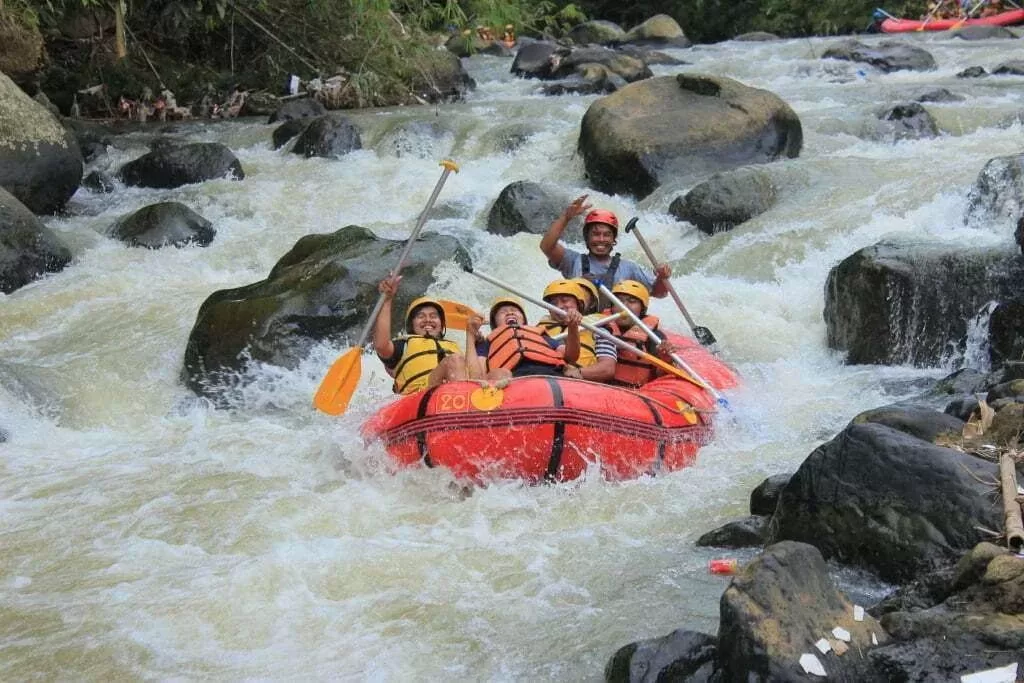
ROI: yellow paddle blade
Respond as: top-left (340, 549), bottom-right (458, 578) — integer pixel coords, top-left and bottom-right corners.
top-left (313, 348), bottom-right (363, 415)
top-left (439, 299), bottom-right (480, 331)
top-left (645, 351), bottom-right (708, 390)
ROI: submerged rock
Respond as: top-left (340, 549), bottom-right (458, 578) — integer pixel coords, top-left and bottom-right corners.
top-left (0, 186), bottom-right (72, 293)
top-left (111, 202), bottom-right (215, 249)
top-left (823, 39), bottom-right (936, 73)
top-left (118, 142), bottom-right (244, 188)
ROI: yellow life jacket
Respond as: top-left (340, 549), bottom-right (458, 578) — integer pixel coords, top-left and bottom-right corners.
top-left (392, 335), bottom-right (460, 395)
top-left (537, 317), bottom-right (598, 367)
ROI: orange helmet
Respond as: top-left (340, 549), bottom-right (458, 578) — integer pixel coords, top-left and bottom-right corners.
top-left (583, 209), bottom-right (619, 236)
top-left (611, 280), bottom-right (650, 314)
top-left (542, 279), bottom-right (587, 311)
top-left (489, 296), bottom-right (526, 328)
top-left (405, 297), bottom-right (446, 334)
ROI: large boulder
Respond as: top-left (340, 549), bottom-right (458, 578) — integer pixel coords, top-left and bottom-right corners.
top-left (620, 14), bottom-right (691, 48)
top-left (182, 226), bottom-right (470, 400)
top-left (118, 142), bottom-right (244, 189)
top-left (111, 202), bottom-right (215, 249)
top-left (485, 182), bottom-right (576, 239)
top-left (824, 239), bottom-right (1024, 366)
top-left (993, 59), bottom-right (1024, 75)
top-left (267, 97), bottom-right (327, 124)
top-left (549, 46), bottom-right (651, 83)
top-left (0, 71), bottom-right (82, 214)
top-left (0, 186), bottom-right (72, 293)
top-left (271, 119), bottom-right (311, 150)
top-left (749, 473), bottom-right (791, 516)
top-left (511, 41), bottom-right (559, 79)
top-left (578, 74), bottom-right (801, 199)
top-left (668, 166), bottom-right (777, 235)
top-left (567, 20), bottom-right (625, 45)
top-left (964, 152), bottom-right (1024, 228)
top-left (605, 629), bottom-right (716, 682)
top-left (768, 419), bottom-right (1002, 582)
top-left (409, 50), bottom-right (475, 103)
top-left (873, 102), bottom-right (939, 141)
top-left (822, 39), bottom-right (937, 73)
top-left (291, 115), bottom-right (362, 159)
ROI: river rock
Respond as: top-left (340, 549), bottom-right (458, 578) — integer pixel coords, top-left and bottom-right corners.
top-left (81, 170), bottom-right (115, 193)
top-left (291, 115), bottom-right (362, 159)
top-left (616, 45), bottom-right (687, 66)
top-left (377, 120), bottom-right (452, 159)
top-left (824, 239), bottom-right (1024, 366)
top-left (605, 629), bottom-right (716, 682)
top-left (990, 301), bottom-right (1024, 368)
top-left (486, 181), bottom-right (576, 239)
top-left (61, 118), bottom-right (113, 162)
top-left (578, 74), bottom-right (801, 199)
top-left (182, 226), bottom-right (470, 400)
top-left (111, 202), bottom-right (215, 249)
top-left (0, 186), bottom-right (72, 294)
top-left (957, 65), bottom-right (988, 78)
top-left (822, 39), bottom-right (937, 73)
top-left (750, 473), bottom-right (791, 516)
top-left (443, 32), bottom-right (491, 58)
top-left (410, 50), bottom-right (475, 103)
top-left (874, 102), bottom-right (938, 141)
top-left (668, 166), bottom-right (777, 234)
top-left (964, 152), bottom-right (1024, 227)
top-left (511, 41), bottom-right (559, 79)
top-left (549, 47), bottom-right (651, 83)
top-left (541, 66), bottom-right (623, 96)
top-left (696, 515), bottom-right (769, 548)
top-left (993, 59), bottom-right (1024, 75)
top-left (720, 541), bottom-right (888, 680)
top-left (238, 91), bottom-right (277, 117)
top-left (567, 20), bottom-right (625, 45)
top-left (767, 420), bottom-right (1002, 582)
top-left (850, 404), bottom-right (964, 443)
top-left (118, 142), bottom-right (244, 188)
top-left (910, 87), bottom-right (964, 103)
top-left (620, 14), bottom-right (691, 48)
top-left (733, 31), bottom-right (781, 41)
top-left (271, 119), bottom-right (311, 150)
top-left (0, 71), bottom-right (83, 215)
top-left (949, 25), bottom-right (1017, 40)
top-left (267, 97), bottom-right (327, 124)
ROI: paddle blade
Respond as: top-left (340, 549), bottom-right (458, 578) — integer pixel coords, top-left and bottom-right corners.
top-left (313, 348), bottom-right (362, 415)
top-left (439, 299), bottom-right (480, 331)
top-left (693, 326), bottom-right (717, 347)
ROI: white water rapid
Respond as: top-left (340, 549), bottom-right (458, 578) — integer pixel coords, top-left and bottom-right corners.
top-left (2, 33), bottom-right (1020, 680)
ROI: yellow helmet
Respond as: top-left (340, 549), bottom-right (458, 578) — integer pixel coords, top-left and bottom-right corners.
top-left (489, 296), bottom-right (526, 328)
top-left (542, 279), bottom-right (586, 310)
top-left (611, 280), bottom-right (650, 313)
top-left (405, 296), bottom-right (446, 334)
top-left (571, 278), bottom-right (600, 312)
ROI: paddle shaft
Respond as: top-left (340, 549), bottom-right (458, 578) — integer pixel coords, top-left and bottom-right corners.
top-left (626, 221), bottom-right (700, 332)
top-left (353, 161), bottom-right (458, 349)
top-left (599, 284), bottom-right (722, 399)
top-left (551, 312), bottom-right (622, 341)
top-left (466, 270), bottom-right (699, 386)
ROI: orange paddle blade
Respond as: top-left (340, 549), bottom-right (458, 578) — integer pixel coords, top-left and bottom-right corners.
top-left (313, 348), bottom-right (363, 415)
top-left (439, 299), bottom-right (480, 331)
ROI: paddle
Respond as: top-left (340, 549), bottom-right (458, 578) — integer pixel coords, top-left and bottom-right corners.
top-left (463, 266), bottom-right (709, 390)
top-left (438, 299), bottom-right (480, 331)
top-left (599, 284), bottom-right (729, 409)
top-left (313, 159), bottom-right (460, 415)
top-left (550, 312), bottom-right (624, 341)
top-left (624, 218), bottom-right (718, 349)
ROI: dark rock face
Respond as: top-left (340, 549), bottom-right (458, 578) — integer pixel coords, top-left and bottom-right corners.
top-left (824, 240), bottom-right (1024, 366)
top-left (669, 167), bottom-right (777, 234)
top-left (182, 226), bottom-right (470, 400)
top-left (768, 421), bottom-right (1001, 582)
top-left (271, 119), bottom-right (311, 150)
top-left (118, 142), bottom-right (244, 189)
top-left (0, 186), bottom-right (72, 293)
top-left (61, 118), bottom-right (113, 162)
top-left (111, 202), bottom-right (215, 249)
top-left (717, 542), bottom-right (888, 681)
top-left (749, 473), bottom-right (791, 516)
top-left (965, 153), bottom-right (1024, 227)
top-left (0, 71), bottom-right (83, 214)
top-left (291, 115), bottom-right (362, 159)
top-left (578, 74), bottom-right (801, 199)
top-left (822, 39), bottom-right (936, 73)
top-left (989, 300), bottom-right (1024, 366)
top-left (875, 102), bottom-right (938, 141)
top-left (511, 41), bottom-right (559, 79)
top-left (605, 629), bottom-right (716, 683)
top-left (409, 50), bottom-right (476, 103)
top-left (696, 515), bottom-right (769, 548)
top-left (267, 97), bottom-right (327, 124)
top-left (850, 404), bottom-right (964, 443)
top-left (486, 182), bottom-right (575, 239)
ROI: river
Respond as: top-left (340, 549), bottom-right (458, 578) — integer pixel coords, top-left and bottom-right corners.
top-left (1, 32), bottom-right (1019, 680)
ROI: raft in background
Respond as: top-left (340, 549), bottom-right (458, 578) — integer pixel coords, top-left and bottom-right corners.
top-left (361, 335), bottom-right (739, 484)
top-left (877, 7), bottom-right (1024, 32)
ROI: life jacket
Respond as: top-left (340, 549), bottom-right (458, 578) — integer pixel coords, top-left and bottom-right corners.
top-left (392, 335), bottom-right (460, 395)
top-left (537, 317), bottom-right (598, 367)
top-left (486, 324), bottom-right (565, 372)
top-left (607, 315), bottom-right (661, 387)
top-left (581, 253), bottom-right (621, 307)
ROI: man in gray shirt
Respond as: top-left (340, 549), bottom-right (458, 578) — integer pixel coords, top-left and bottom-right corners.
top-left (540, 195), bottom-right (672, 301)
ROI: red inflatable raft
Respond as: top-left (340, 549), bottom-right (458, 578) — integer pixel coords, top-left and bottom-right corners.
top-left (879, 8), bottom-right (1024, 32)
top-left (361, 334), bottom-right (739, 483)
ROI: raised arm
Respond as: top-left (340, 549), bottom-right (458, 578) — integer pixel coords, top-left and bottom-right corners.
top-left (373, 275), bottom-right (400, 360)
top-left (540, 195), bottom-right (591, 268)
top-left (651, 263), bottom-right (672, 298)
top-left (464, 314), bottom-right (487, 379)
top-left (559, 309), bottom-right (582, 364)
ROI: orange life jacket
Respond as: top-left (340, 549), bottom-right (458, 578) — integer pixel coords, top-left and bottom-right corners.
top-left (607, 315), bottom-right (661, 386)
top-left (486, 324), bottom-right (565, 372)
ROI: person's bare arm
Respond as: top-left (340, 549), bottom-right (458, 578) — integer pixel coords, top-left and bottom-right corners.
top-left (373, 275), bottom-right (400, 359)
top-left (540, 195), bottom-right (591, 267)
top-left (465, 314), bottom-right (487, 379)
top-left (651, 263), bottom-right (672, 298)
top-left (580, 356), bottom-right (616, 382)
top-left (559, 310), bottom-right (582, 364)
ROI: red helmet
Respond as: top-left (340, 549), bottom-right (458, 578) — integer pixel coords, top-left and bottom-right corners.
top-left (583, 209), bottom-right (619, 237)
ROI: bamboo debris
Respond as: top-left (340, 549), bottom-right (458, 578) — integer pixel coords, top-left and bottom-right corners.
top-left (999, 451), bottom-right (1024, 551)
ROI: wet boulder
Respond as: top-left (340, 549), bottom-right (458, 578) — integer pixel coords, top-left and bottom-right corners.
top-left (409, 50), bottom-right (475, 103)
top-left (989, 300), bottom-right (1024, 367)
top-left (965, 152), bottom-right (1024, 227)
top-left (768, 420), bottom-right (1002, 582)
top-left (81, 170), bottom-right (115, 193)
top-left (118, 142), bottom-right (244, 188)
top-left (291, 115), bottom-right (362, 159)
top-left (579, 74), bottom-right (801, 199)
top-left (750, 473), bottom-right (791, 516)
top-left (993, 59), bottom-right (1024, 75)
top-left (377, 120), bottom-right (453, 159)
top-left (238, 90), bottom-right (277, 117)
top-left (910, 87), bottom-right (964, 103)
top-left (111, 202), bottom-right (215, 249)
top-left (874, 102), bottom-right (938, 141)
top-left (549, 46), bottom-right (651, 83)
top-left (824, 239), bottom-right (1024, 366)
top-left (850, 404), bottom-right (964, 443)
top-left (182, 226), bottom-right (470, 400)
top-left (0, 186), bottom-right (72, 293)
top-left (267, 97), bottom-right (327, 124)
top-left (668, 166), bottom-right (777, 235)
top-left (540, 65), bottom-right (623, 96)
top-left (0, 71), bottom-right (82, 214)
top-left (271, 118), bottom-right (311, 150)
top-left (605, 629), bottom-right (716, 682)
top-left (822, 39), bottom-right (936, 73)
top-left (486, 181), bottom-right (576, 239)
top-left (511, 41), bottom-right (559, 79)
top-left (734, 31), bottom-right (781, 41)
top-left (567, 20), bottom-right (625, 46)
top-left (621, 14), bottom-right (691, 48)
top-left (61, 118), bottom-right (113, 162)
top-left (696, 515), bottom-right (769, 548)
top-left (957, 65), bottom-right (988, 78)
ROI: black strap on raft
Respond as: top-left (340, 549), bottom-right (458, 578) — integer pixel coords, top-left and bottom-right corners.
top-left (542, 376), bottom-right (566, 482)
